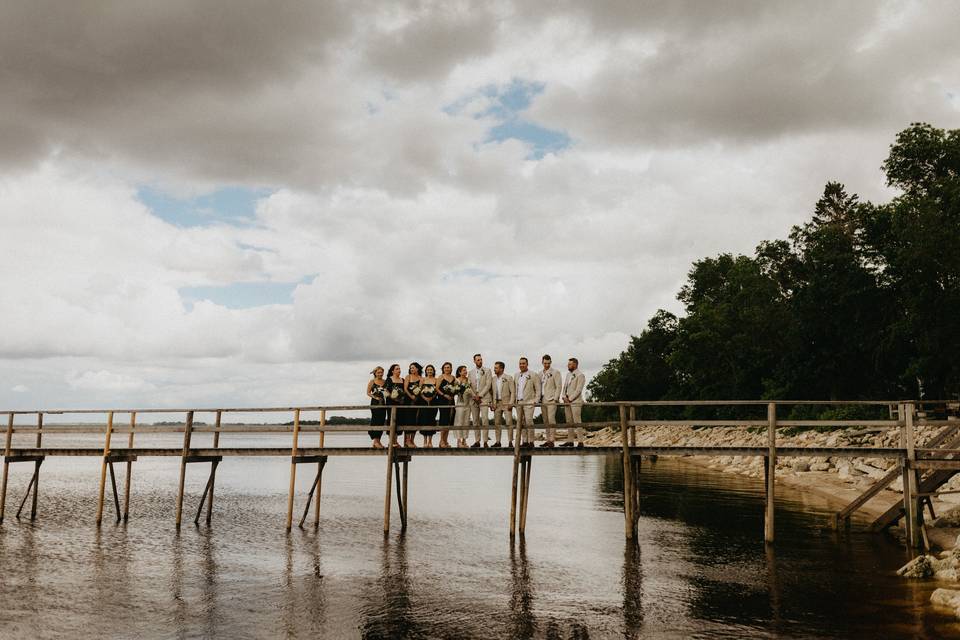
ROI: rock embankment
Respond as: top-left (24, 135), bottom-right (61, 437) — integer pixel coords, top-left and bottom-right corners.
top-left (586, 422), bottom-right (960, 509)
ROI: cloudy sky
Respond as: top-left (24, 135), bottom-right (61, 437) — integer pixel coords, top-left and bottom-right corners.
top-left (2, 0), bottom-right (959, 415)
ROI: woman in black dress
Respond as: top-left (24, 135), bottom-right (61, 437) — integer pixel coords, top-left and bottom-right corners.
top-left (384, 364), bottom-right (405, 446)
top-left (402, 362), bottom-right (423, 448)
top-left (437, 361), bottom-right (456, 448)
top-left (419, 364), bottom-right (439, 447)
top-left (367, 366), bottom-right (387, 448)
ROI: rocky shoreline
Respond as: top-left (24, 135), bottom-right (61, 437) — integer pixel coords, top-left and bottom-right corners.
top-left (584, 421), bottom-right (960, 618)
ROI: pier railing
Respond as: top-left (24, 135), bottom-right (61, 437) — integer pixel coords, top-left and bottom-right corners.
top-left (2, 399), bottom-right (958, 549)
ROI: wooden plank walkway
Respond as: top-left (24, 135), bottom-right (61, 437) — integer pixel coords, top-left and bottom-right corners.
top-left (1, 399), bottom-right (954, 549)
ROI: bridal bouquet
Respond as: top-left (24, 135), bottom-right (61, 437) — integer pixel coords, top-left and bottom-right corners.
top-left (371, 385), bottom-right (385, 401)
top-left (389, 387), bottom-right (401, 400)
top-left (410, 383), bottom-right (422, 397)
top-left (421, 384), bottom-right (436, 400)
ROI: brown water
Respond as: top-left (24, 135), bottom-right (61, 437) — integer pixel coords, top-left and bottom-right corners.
top-left (0, 433), bottom-right (958, 639)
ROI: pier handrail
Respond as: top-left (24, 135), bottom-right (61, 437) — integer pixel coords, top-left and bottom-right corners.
top-left (1, 398), bottom-right (949, 549)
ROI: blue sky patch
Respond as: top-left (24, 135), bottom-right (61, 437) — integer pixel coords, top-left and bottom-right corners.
top-left (445, 78), bottom-right (572, 159)
top-left (138, 185), bottom-right (273, 228)
top-left (180, 277), bottom-right (312, 310)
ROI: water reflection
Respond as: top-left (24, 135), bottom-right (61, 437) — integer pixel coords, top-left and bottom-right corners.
top-left (508, 540), bottom-right (535, 637)
top-left (361, 535), bottom-right (422, 639)
top-left (622, 539), bottom-right (643, 638)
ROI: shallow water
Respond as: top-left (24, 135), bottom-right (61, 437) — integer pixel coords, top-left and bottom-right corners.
top-left (1, 432), bottom-right (958, 639)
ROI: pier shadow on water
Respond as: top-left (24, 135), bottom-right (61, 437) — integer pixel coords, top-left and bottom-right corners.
top-left (0, 443), bottom-right (959, 638)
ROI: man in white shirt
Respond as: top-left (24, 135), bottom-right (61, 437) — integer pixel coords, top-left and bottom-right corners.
top-left (538, 354), bottom-right (563, 448)
top-left (514, 357), bottom-right (539, 448)
top-left (561, 357), bottom-right (587, 448)
top-left (491, 361), bottom-right (515, 447)
top-left (469, 353), bottom-right (493, 447)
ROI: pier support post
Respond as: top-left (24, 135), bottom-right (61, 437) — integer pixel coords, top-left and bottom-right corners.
top-left (620, 404), bottom-right (635, 539)
top-left (901, 403), bottom-right (922, 549)
top-left (29, 412), bottom-right (42, 521)
top-left (0, 412), bottom-right (13, 524)
top-left (285, 409), bottom-right (302, 531)
top-left (383, 408), bottom-right (397, 534)
top-left (510, 408), bottom-right (524, 536)
top-left (204, 410), bottom-right (222, 526)
top-left (297, 457), bottom-right (327, 529)
top-left (96, 411), bottom-right (115, 526)
top-left (764, 402), bottom-right (777, 544)
top-left (314, 409), bottom-right (326, 528)
top-left (519, 456), bottom-right (532, 535)
top-left (174, 411), bottom-right (194, 529)
top-left (122, 412), bottom-right (136, 522)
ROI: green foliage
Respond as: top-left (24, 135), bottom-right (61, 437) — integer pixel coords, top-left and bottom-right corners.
top-left (590, 123), bottom-right (960, 415)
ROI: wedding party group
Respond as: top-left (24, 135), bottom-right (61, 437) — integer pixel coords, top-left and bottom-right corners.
top-left (365, 353), bottom-right (587, 449)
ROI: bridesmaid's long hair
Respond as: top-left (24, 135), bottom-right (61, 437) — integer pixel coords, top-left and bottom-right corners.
top-left (388, 364), bottom-right (401, 379)
top-left (424, 364), bottom-right (436, 377)
top-left (408, 362), bottom-right (423, 376)
top-left (441, 362), bottom-right (453, 375)
top-left (455, 365), bottom-right (467, 377)
top-left (371, 366), bottom-right (384, 378)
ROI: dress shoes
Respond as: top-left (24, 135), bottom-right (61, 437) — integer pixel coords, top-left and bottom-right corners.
top-left (470, 442), bottom-right (480, 448)
top-left (540, 441), bottom-right (555, 448)
top-left (491, 442), bottom-right (502, 448)
top-left (577, 442), bottom-right (584, 448)
top-left (559, 441), bottom-right (574, 448)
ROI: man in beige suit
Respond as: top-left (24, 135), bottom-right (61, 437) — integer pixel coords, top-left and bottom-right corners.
top-left (561, 357), bottom-right (587, 448)
top-left (491, 361), bottom-right (515, 447)
top-left (514, 356), bottom-right (539, 448)
top-left (469, 353), bottom-right (493, 447)
top-left (538, 354), bottom-right (563, 447)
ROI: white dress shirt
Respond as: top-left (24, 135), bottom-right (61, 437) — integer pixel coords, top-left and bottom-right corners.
top-left (517, 372), bottom-right (529, 399)
top-left (495, 374), bottom-right (504, 400)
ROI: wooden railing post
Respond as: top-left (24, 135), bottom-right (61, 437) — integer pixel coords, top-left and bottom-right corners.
top-left (204, 410), bottom-right (221, 525)
top-left (0, 412), bottom-right (13, 523)
top-left (30, 412), bottom-right (42, 520)
top-left (285, 409), bottom-right (301, 531)
top-left (314, 409), bottom-right (326, 527)
top-left (383, 407), bottom-right (397, 534)
top-left (174, 411), bottom-right (194, 528)
top-left (620, 404), bottom-right (634, 539)
top-left (122, 412), bottom-right (136, 522)
top-left (765, 402), bottom-right (777, 544)
top-left (95, 411), bottom-right (115, 526)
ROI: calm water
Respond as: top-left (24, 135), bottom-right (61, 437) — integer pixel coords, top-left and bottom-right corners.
top-left (1, 432), bottom-right (958, 639)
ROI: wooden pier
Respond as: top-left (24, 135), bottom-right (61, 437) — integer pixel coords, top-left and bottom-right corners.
top-left (2, 400), bottom-right (958, 548)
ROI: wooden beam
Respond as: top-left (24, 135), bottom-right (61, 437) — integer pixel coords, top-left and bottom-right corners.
top-left (510, 407), bottom-right (523, 536)
top-left (285, 408), bottom-right (301, 531)
top-left (95, 411), bottom-right (115, 526)
top-left (383, 407), bottom-right (397, 534)
top-left (122, 412), bottom-right (136, 522)
top-left (174, 411), bottom-right (194, 528)
top-left (30, 412), bottom-right (42, 520)
top-left (314, 409), bottom-right (325, 527)
top-left (620, 405), bottom-right (634, 539)
top-left (765, 402), bottom-right (776, 544)
top-left (205, 410), bottom-right (221, 526)
top-left (0, 412), bottom-right (13, 523)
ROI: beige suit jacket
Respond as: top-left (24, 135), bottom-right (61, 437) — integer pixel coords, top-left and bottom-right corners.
top-left (469, 366), bottom-right (493, 404)
top-left (563, 370), bottom-right (586, 404)
top-left (493, 373), bottom-right (515, 406)
top-left (513, 371), bottom-right (539, 404)
top-left (539, 368), bottom-right (563, 404)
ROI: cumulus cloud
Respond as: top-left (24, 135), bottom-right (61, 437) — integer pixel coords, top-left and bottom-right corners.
top-left (1, 1), bottom-right (958, 410)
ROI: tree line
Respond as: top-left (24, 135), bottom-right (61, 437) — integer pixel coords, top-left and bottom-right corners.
top-left (588, 123), bottom-right (960, 419)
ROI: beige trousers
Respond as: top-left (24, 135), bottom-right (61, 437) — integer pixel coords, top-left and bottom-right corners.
top-left (517, 403), bottom-right (535, 444)
top-left (541, 400), bottom-right (558, 442)
top-left (563, 402), bottom-right (584, 443)
top-left (470, 401), bottom-right (490, 443)
top-left (492, 405), bottom-right (513, 444)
